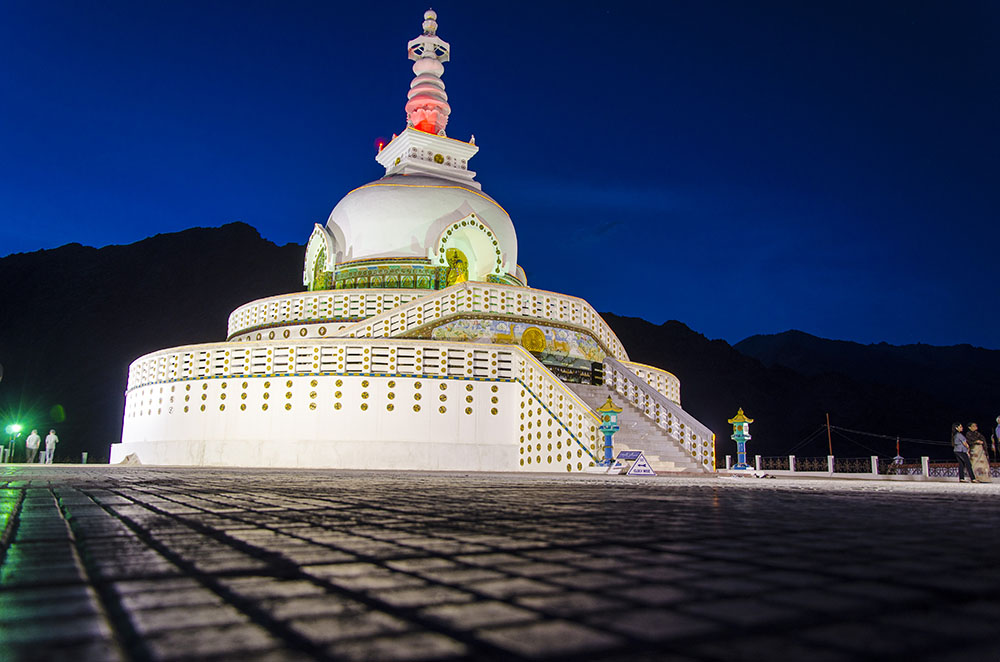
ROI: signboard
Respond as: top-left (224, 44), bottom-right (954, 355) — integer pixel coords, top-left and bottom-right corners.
top-left (627, 453), bottom-right (656, 476)
top-left (609, 450), bottom-right (656, 476)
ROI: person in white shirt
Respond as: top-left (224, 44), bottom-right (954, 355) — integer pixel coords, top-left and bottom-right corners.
top-left (44, 429), bottom-right (58, 464)
top-left (25, 429), bottom-right (41, 463)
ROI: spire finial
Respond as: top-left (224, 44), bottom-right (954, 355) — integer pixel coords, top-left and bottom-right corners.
top-left (406, 10), bottom-right (451, 135)
top-left (423, 9), bottom-right (438, 35)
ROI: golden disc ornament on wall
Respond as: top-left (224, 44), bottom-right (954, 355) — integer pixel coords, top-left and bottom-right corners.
top-left (521, 327), bottom-right (546, 353)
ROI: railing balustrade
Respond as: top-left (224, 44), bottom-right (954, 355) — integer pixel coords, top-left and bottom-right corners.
top-left (127, 338), bottom-right (521, 389)
top-left (619, 361), bottom-right (681, 405)
top-left (832, 457), bottom-right (872, 473)
top-left (792, 456), bottom-right (829, 472)
top-left (603, 357), bottom-right (715, 471)
top-left (877, 458), bottom-right (924, 476)
top-left (760, 456), bottom-right (790, 471)
top-left (750, 456), bottom-right (1000, 479)
top-left (226, 282), bottom-right (630, 362)
top-left (227, 289), bottom-right (425, 338)
top-left (926, 461), bottom-right (1000, 479)
top-left (331, 282), bottom-right (629, 361)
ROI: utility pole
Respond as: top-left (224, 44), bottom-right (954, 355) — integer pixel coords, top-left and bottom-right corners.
top-left (826, 412), bottom-right (833, 455)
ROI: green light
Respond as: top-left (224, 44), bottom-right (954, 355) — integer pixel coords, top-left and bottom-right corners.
top-left (10, 424), bottom-right (21, 434)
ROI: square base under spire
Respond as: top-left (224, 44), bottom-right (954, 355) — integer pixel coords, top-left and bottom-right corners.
top-left (376, 128), bottom-right (480, 188)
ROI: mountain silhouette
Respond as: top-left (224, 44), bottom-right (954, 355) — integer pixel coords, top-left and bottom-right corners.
top-left (735, 330), bottom-right (999, 419)
top-left (1, 224), bottom-right (990, 464)
top-left (0, 223), bottom-right (302, 462)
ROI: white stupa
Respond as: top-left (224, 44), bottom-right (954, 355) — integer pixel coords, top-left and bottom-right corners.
top-left (111, 11), bottom-right (716, 473)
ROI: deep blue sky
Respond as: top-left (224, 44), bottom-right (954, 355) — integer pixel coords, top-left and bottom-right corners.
top-left (1, 1), bottom-right (997, 348)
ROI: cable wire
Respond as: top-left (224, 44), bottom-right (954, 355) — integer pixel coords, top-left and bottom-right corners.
top-left (829, 425), bottom-right (950, 447)
top-left (831, 428), bottom-right (880, 456)
top-left (787, 425), bottom-right (828, 454)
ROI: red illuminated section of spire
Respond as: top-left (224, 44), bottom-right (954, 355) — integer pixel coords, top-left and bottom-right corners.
top-left (411, 119), bottom-right (438, 134)
top-left (405, 10), bottom-right (451, 136)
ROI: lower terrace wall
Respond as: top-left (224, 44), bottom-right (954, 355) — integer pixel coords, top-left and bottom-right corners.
top-left (113, 339), bottom-right (602, 472)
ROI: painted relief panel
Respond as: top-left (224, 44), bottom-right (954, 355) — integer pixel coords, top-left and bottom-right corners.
top-left (429, 319), bottom-right (605, 363)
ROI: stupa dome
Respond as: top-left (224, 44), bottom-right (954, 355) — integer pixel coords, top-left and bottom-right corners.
top-left (324, 174), bottom-right (518, 281)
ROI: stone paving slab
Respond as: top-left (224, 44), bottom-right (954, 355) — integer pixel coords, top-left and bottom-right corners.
top-left (1, 466), bottom-right (999, 661)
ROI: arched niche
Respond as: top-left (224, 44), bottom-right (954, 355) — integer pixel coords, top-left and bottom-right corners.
top-left (431, 215), bottom-right (503, 283)
top-left (303, 224), bottom-right (338, 290)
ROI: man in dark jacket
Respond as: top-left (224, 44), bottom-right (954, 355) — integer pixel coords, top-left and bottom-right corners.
top-left (953, 423), bottom-right (978, 483)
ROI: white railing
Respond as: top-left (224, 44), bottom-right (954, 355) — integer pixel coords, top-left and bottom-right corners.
top-left (621, 360), bottom-right (681, 405)
top-left (127, 338), bottom-right (514, 388)
top-left (331, 282), bottom-right (629, 361)
top-left (227, 289), bottom-right (427, 339)
top-left (606, 358), bottom-right (715, 471)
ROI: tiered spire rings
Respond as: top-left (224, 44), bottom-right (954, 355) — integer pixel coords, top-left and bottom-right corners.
top-left (406, 10), bottom-right (451, 136)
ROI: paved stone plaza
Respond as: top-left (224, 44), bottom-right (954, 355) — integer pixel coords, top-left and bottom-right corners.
top-left (1, 467), bottom-right (998, 661)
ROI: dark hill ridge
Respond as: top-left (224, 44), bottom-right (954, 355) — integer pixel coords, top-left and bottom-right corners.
top-left (0, 223), bottom-right (987, 463)
top-left (735, 330), bottom-right (1000, 418)
top-left (0, 223), bottom-right (303, 462)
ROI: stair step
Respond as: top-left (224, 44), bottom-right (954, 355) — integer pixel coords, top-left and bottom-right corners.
top-left (565, 381), bottom-right (705, 473)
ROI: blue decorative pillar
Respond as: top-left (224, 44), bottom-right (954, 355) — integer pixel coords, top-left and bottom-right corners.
top-left (728, 408), bottom-right (754, 470)
top-left (596, 397), bottom-right (622, 466)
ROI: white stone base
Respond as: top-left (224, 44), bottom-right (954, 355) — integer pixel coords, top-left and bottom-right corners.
top-left (109, 437), bottom-right (517, 471)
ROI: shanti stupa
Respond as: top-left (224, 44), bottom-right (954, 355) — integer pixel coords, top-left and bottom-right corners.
top-left (111, 12), bottom-right (716, 473)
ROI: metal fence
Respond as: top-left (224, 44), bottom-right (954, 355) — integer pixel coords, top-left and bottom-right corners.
top-left (878, 458), bottom-right (924, 476)
top-left (833, 457), bottom-right (872, 473)
top-left (760, 456), bottom-right (790, 471)
top-left (794, 456), bottom-right (830, 472)
top-left (927, 461), bottom-right (1000, 479)
top-left (744, 455), bottom-right (1000, 479)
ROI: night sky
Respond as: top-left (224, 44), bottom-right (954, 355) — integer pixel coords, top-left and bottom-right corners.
top-left (2, 1), bottom-right (997, 348)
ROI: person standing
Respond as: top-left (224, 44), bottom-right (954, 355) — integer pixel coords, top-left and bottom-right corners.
top-left (44, 429), bottom-right (58, 464)
top-left (967, 422), bottom-right (991, 483)
top-left (992, 416), bottom-right (1000, 460)
top-left (952, 422), bottom-right (978, 483)
top-left (25, 429), bottom-right (41, 464)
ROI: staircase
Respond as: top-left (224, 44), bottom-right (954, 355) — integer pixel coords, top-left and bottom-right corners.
top-left (568, 383), bottom-right (706, 473)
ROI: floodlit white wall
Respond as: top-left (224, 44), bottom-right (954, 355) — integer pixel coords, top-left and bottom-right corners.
top-left (114, 339), bottom-right (603, 472)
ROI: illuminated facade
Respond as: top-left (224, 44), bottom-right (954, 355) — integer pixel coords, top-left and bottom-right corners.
top-left (111, 11), bottom-right (716, 473)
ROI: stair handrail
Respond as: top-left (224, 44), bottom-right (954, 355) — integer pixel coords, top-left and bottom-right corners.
top-left (620, 360), bottom-right (682, 405)
top-left (515, 348), bottom-right (603, 465)
top-left (604, 357), bottom-right (716, 471)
